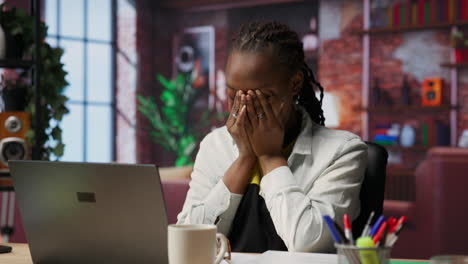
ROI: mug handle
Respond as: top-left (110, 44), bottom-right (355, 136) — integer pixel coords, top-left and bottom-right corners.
top-left (214, 233), bottom-right (231, 264)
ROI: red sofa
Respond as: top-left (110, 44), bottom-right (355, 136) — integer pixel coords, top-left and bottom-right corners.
top-left (384, 147), bottom-right (468, 259)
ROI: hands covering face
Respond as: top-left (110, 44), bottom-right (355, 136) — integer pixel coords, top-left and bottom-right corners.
top-left (227, 90), bottom-right (286, 159)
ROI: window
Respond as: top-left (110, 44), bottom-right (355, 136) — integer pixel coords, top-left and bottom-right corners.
top-left (45, 0), bottom-right (115, 162)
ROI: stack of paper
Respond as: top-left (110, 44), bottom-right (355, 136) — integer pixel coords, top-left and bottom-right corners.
top-left (224, 251), bottom-right (338, 264)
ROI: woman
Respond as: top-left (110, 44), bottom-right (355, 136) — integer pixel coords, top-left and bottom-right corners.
top-left (177, 21), bottom-right (367, 253)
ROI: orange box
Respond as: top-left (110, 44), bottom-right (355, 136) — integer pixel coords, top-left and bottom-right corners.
top-left (422, 77), bottom-right (442, 107)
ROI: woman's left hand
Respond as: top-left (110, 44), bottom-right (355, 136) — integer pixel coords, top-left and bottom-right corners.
top-left (246, 90), bottom-right (285, 159)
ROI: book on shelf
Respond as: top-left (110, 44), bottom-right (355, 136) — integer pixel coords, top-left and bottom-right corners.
top-left (388, 5), bottom-right (394, 27)
top-left (378, 0), bottom-right (468, 30)
top-left (395, 2), bottom-right (401, 27)
top-left (461, 0), bottom-right (468, 20)
top-left (418, 0), bottom-right (425, 25)
top-left (421, 118), bottom-right (450, 147)
top-left (430, 0), bottom-right (438, 24)
top-left (406, 0), bottom-right (413, 26)
top-left (412, 0), bottom-right (418, 25)
top-left (438, 0), bottom-right (447, 22)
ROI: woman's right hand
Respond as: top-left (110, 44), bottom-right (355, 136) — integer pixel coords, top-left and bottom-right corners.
top-left (224, 90), bottom-right (256, 194)
top-left (226, 90), bottom-right (255, 159)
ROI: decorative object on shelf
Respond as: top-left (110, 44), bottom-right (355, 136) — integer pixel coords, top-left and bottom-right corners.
top-left (451, 29), bottom-right (468, 63)
top-left (372, 78), bottom-right (393, 106)
top-left (458, 129), bottom-right (468, 148)
top-left (436, 121), bottom-right (450, 146)
top-left (371, 0), bottom-right (388, 28)
top-left (0, 4), bottom-right (28, 59)
top-left (400, 123), bottom-right (416, 147)
top-left (387, 150), bottom-right (402, 165)
top-left (138, 73), bottom-right (225, 167)
top-left (0, 111), bottom-right (29, 171)
top-left (373, 123), bottom-right (399, 146)
top-left (302, 17), bottom-right (318, 52)
top-left (0, 24), bottom-right (5, 59)
top-left (421, 77), bottom-right (442, 106)
top-left (0, 4), bottom-right (69, 160)
top-left (400, 75), bottom-right (411, 105)
top-left (0, 77), bottom-right (27, 111)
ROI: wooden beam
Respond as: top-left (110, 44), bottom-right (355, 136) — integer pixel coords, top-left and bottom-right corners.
top-left (156, 0), bottom-right (310, 12)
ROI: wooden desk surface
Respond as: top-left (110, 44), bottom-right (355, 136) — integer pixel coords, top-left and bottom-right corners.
top-left (0, 244), bottom-right (32, 264)
top-left (0, 243), bottom-right (428, 263)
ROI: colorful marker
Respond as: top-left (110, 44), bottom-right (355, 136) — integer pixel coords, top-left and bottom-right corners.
top-left (361, 211), bottom-right (375, 237)
top-left (369, 215), bottom-right (385, 237)
top-left (343, 214), bottom-right (354, 244)
top-left (323, 215), bottom-right (343, 244)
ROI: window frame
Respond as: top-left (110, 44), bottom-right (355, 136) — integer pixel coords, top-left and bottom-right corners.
top-left (46, 0), bottom-right (117, 162)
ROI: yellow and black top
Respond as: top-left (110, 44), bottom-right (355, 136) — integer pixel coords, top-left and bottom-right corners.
top-left (228, 141), bottom-right (296, 253)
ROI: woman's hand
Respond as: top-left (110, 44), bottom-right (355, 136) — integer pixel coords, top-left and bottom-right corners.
top-left (246, 90), bottom-right (288, 173)
top-left (227, 90), bottom-right (255, 159)
top-left (224, 90), bottom-right (257, 194)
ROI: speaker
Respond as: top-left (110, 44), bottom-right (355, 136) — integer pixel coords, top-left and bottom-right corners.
top-left (0, 112), bottom-right (29, 171)
top-left (422, 77), bottom-right (442, 107)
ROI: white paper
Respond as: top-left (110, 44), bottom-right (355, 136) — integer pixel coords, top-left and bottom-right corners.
top-left (221, 253), bottom-right (259, 264)
top-left (222, 251), bottom-right (338, 264)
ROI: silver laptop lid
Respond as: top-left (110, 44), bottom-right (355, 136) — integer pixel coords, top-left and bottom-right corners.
top-left (9, 161), bottom-right (168, 264)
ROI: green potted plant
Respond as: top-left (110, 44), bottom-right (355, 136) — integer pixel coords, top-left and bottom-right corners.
top-left (0, 4), bottom-right (69, 160)
top-left (138, 73), bottom-right (225, 166)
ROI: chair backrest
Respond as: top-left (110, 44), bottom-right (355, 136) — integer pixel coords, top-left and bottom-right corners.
top-left (352, 141), bottom-right (388, 238)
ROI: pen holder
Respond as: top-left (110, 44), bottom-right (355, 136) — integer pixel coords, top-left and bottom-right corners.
top-left (335, 244), bottom-right (392, 264)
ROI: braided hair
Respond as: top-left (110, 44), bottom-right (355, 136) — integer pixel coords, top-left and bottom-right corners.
top-left (230, 21), bottom-right (325, 126)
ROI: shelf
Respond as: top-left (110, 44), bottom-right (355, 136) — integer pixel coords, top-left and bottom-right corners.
top-left (386, 168), bottom-right (414, 177)
top-left (440, 62), bottom-right (468, 69)
top-left (383, 145), bottom-right (431, 152)
top-left (0, 177), bottom-right (13, 191)
top-left (355, 20), bottom-right (468, 35)
top-left (0, 59), bottom-right (34, 69)
top-left (361, 105), bottom-right (456, 114)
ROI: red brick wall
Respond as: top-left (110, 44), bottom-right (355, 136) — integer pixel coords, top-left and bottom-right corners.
top-left (318, 0), bottom-right (468, 200)
top-left (319, 0), bottom-right (467, 144)
top-left (319, 14), bottom-right (364, 135)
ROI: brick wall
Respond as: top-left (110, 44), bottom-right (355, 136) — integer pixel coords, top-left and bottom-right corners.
top-left (318, 0), bottom-right (468, 200)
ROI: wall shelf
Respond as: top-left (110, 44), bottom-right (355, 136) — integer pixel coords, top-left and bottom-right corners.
top-left (355, 20), bottom-right (468, 35)
top-left (360, 0), bottom-right (460, 201)
top-left (361, 105), bottom-right (456, 114)
top-left (0, 59), bottom-right (34, 69)
top-left (440, 62), bottom-right (468, 68)
top-left (383, 145), bottom-right (431, 152)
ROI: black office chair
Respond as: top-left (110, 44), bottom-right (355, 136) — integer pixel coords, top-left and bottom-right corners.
top-left (352, 141), bottom-right (388, 238)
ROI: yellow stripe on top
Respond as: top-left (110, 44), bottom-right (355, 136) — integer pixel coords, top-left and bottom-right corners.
top-left (249, 139), bottom-right (297, 186)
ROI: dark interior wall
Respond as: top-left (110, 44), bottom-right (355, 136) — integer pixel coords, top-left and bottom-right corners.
top-left (135, 0), bottom-right (180, 165)
top-left (227, 2), bottom-right (318, 38)
top-left (141, 2), bottom-right (319, 166)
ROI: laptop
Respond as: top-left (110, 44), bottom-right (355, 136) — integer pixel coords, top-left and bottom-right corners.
top-left (9, 161), bottom-right (169, 264)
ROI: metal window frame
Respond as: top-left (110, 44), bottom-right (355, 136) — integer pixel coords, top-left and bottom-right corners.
top-left (47, 0), bottom-right (116, 162)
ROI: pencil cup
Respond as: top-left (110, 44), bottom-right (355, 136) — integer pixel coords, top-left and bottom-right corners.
top-left (335, 244), bottom-right (392, 264)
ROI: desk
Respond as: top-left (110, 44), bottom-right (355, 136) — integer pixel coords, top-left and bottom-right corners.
top-left (0, 244), bottom-right (32, 264)
top-left (0, 243), bottom-right (428, 263)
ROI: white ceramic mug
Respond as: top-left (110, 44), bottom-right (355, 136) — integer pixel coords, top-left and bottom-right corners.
top-left (168, 224), bottom-right (230, 264)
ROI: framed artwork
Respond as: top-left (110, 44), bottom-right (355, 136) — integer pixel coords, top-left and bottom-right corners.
top-left (173, 26), bottom-right (216, 110)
